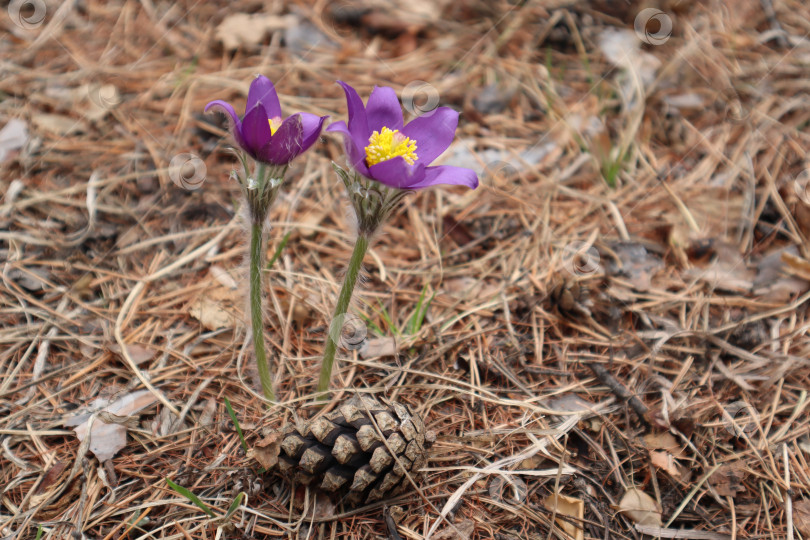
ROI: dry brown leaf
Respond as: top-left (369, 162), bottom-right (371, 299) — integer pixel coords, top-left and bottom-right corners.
top-left (210, 265), bottom-right (238, 290)
top-left (188, 285), bottom-right (239, 330)
top-left (199, 398), bottom-right (217, 427)
top-left (276, 286), bottom-right (315, 324)
top-left (605, 242), bottom-right (663, 292)
top-left (542, 395), bottom-right (595, 414)
top-left (643, 432), bottom-right (684, 457)
top-left (432, 519), bottom-right (474, 540)
top-left (685, 265), bottom-right (754, 293)
top-left (709, 464), bottom-right (746, 498)
top-left (520, 455), bottom-right (543, 469)
top-left (545, 493), bottom-right (585, 540)
top-left (32, 113), bottom-right (87, 136)
top-left (0, 118), bottom-right (27, 162)
top-left (295, 209), bottom-right (329, 238)
top-left (34, 461), bottom-right (68, 495)
top-left (65, 390), bottom-right (158, 462)
top-left (28, 461), bottom-right (71, 507)
top-left (6, 266), bottom-right (49, 291)
top-left (189, 296), bottom-right (232, 330)
top-left (649, 450), bottom-right (681, 477)
top-left (215, 13), bottom-right (296, 51)
top-left (360, 336), bottom-right (397, 359)
top-left (753, 247), bottom-right (808, 300)
top-left (794, 499), bottom-right (810, 536)
top-left (249, 433), bottom-right (282, 470)
top-left (109, 343), bottom-right (155, 366)
top-left (618, 488), bottom-right (662, 526)
top-left (683, 241), bottom-right (753, 293)
top-left (441, 277), bottom-right (500, 301)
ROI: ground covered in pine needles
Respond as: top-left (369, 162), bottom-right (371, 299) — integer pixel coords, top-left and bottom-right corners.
top-left (2, 0), bottom-right (810, 538)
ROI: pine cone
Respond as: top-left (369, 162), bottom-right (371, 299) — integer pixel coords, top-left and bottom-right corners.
top-left (275, 395), bottom-right (431, 506)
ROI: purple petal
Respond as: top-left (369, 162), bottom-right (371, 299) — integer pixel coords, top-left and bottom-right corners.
top-left (324, 119), bottom-right (347, 134)
top-left (257, 114), bottom-right (303, 165)
top-left (402, 107), bottom-right (459, 165)
top-left (204, 99), bottom-right (246, 150)
top-left (241, 104), bottom-right (272, 156)
top-left (365, 86), bottom-right (403, 131)
top-left (337, 81), bottom-right (369, 142)
top-left (367, 157), bottom-right (425, 189)
top-left (247, 75), bottom-right (282, 119)
top-left (408, 165), bottom-right (479, 190)
top-left (326, 120), bottom-right (369, 173)
top-left (298, 112), bottom-right (328, 151)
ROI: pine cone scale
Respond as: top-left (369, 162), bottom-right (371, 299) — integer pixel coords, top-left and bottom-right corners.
top-left (332, 434), bottom-right (356, 463)
top-left (272, 395), bottom-right (431, 506)
top-left (299, 444), bottom-right (333, 474)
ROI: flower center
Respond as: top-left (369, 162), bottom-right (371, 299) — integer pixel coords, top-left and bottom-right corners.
top-left (268, 117), bottom-right (282, 136)
top-left (364, 127), bottom-right (418, 166)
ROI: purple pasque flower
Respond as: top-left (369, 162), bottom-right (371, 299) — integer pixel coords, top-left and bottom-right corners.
top-left (205, 75), bottom-right (327, 166)
top-left (326, 81), bottom-right (478, 190)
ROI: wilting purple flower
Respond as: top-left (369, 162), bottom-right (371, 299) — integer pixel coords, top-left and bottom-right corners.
top-left (326, 81), bottom-right (478, 190)
top-left (205, 75), bottom-right (327, 166)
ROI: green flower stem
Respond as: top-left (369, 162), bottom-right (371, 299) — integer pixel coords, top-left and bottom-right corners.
top-left (316, 233), bottom-right (370, 398)
top-left (250, 220), bottom-right (274, 402)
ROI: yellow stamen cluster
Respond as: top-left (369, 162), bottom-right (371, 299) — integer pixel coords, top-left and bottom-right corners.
top-left (364, 127), bottom-right (418, 166)
top-left (268, 117), bottom-right (282, 135)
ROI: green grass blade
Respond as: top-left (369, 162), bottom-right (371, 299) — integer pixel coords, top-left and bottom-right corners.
top-left (377, 300), bottom-right (401, 337)
top-left (223, 396), bottom-right (248, 453)
top-left (224, 492), bottom-right (245, 521)
top-left (266, 231), bottom-right (291, 270)
top-left (166, 478), bottom-right (215, 518)
top-left (359, 311), bottom-right (384, 337)
top-left (408, 283), bottom-right (434, 335)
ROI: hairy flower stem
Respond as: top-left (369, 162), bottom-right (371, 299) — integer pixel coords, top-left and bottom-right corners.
top-left (316, 233), bottom-right (370, 398)
top-left (249, 220), bottom-right (274, 402)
